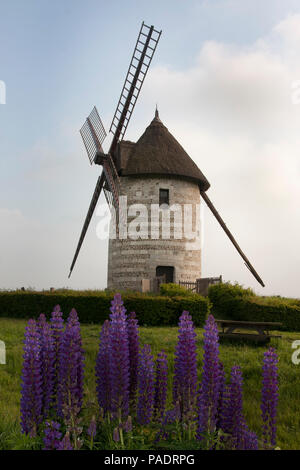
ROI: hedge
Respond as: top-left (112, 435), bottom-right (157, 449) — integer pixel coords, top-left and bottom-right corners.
top-left (208, 283), bottom-right (300, 331)
top-left (159, 283), bottom-right (192, 298)
top-left (0, 291), bottom-right (210, 327)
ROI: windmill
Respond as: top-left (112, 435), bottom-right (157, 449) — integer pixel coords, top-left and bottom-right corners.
top-left (68, 22), bottom-right (161, 278)
top-left (69, 21), bottom-right (265, 289)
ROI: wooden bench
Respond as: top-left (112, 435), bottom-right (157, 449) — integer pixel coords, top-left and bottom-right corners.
top-left (215, 319), bottom-right (282, 344)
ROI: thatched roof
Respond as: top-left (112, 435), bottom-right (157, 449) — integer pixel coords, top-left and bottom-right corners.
top-left (118, 111), bottom-right (210, 192)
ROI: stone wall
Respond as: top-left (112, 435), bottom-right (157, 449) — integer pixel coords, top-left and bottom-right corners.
top-left (107, 175), bottom-right (202, 291)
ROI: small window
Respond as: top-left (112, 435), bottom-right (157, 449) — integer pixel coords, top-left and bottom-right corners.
top-left (159, 188), bottom-right (169, 206)
top-left (156, 266), bottom-right (174, 283)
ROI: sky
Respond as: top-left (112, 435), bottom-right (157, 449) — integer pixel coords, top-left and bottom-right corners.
top-left (0, 0), bottom-right (300, 297)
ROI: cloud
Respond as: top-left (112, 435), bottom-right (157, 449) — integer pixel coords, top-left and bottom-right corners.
top-left (136, 14), bottom-right (300, 297)
top-left (3, 13), bottom-right (300, 298)
top-left (0, 208), bottom-right (108, 290)
top-left (274, 13), bottom-right (300, 45)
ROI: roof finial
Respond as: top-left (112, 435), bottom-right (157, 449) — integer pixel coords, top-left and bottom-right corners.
top-left (154, 104), bottom-right (162, 122)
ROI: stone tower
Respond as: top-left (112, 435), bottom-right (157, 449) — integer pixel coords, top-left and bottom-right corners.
top-left (107, 110), bottom-right (210, 291)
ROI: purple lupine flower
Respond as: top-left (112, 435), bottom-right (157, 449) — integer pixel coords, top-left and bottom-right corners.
top-left (154, 350), bottom-right (168, 422)
top-left (66, 309), bottom-right (84, 408)
top-left (20, 319), bottom-right (43, 436)
top-left (113, 427), bottom-right (120, 442)
top-left (173, 311), bottom-right (198, 419)
top-left (216, 361), bottom-right (226, 430)
top-left (221, 365), bottom-right (245, 449)
top-left (261, 347), bottom-right (279, 448)
top-left (155, 402), bottom-right (181, 442)
top-left (109, 294), bottom-right (130, 421)
top-left (87, 416), bottom-right (97, 439)
top-left (96, 320), bottom-right (111, 415)
top-left (124, 415), bottom-right (132, 433)
top-left (67, 308), bottom-right (80, 328)
top-left (127, 312), bottom-right (140, 408)
top-left (43, 421), bottom-right (62, 450)
top-left (57, 322), bottom-right (84, 420)
top-left (38, 313), bottom-right (47, 331)
top-left (196, 314), bottom-right (221, 440)
top-left (220, 365), bottom-right (257, 450)
top-left (39, 320), bottom-right (55, 417)
top-left (137, 344), bottom-right (155, 425)
top-left (50, 305), bottom-right (64, 407)
top-left (243, 427), bottom-right (259, 450)
top-left (57, 432), bottom-right (73, 450)
top-left (50, 305), bottom-right (64, 347)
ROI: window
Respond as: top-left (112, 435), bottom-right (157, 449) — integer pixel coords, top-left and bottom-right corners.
top-left (159, 188), bottom-right (169, 206)
top-left (156, 266), bottom-right (174, 283)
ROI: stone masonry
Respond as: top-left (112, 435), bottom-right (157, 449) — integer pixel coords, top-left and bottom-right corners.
top-left (107, 175), bottom-right (202, 291)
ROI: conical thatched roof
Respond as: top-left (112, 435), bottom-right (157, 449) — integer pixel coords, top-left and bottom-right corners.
top-left (118, 110), bottom-right (210, 191)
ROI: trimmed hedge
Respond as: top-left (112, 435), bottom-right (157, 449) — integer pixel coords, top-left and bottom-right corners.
top-left (0, 291), bottom-right (210, 327)
top-left (208, 283), bottom-right (300, 331)
top-left (159, 283), bottom-right (193, 298)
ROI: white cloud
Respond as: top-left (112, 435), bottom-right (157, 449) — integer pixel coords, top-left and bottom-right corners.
top-left (136, 14), bottom-right (300, 297)
top-left (3, 13), bottom-right (300, 298)
top-left (0, 208), bottom-right (108, 290)
top-left (274, 13), bottom-right (300, 45)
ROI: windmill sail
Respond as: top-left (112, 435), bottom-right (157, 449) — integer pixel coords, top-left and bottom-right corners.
top-left (80, 106), bottom-right (107, 164)
top-left (109, 22), bottom-right (162, 156)
top-left (102, 153), bottom-right (120, 209)
top-left (69, 22), bottom-right (162, 277)
top-left (201, 191), bottom-right (265, 287)
top-left (68, 173), bottom-right (105, 278)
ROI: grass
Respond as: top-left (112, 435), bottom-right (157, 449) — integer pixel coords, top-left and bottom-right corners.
top-left (0, 317), bottom-right (299, 450)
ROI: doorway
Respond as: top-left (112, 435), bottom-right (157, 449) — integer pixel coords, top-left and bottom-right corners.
top-left (156, 266), bottom-right (174, 283)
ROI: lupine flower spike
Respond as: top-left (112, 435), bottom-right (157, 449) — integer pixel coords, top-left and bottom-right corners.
top-left (221, 365), bottom-right (258, 450)
top-left (109, 294), bottom-right (130, 421)
top-left (221, 365), bottom-right (246, 449)
top-left (127, 312), bottom-right (140, 409)
top-left (50, 305), bottom-right (64, 408)
top-left (39, 319), bottom-right (55, 417)
top-left (43, 421), bottom-right (62, 450)
top-left (261, 347), bottom-right (279, 449)
top-left (137, 344), bottom-right (155, 425)
top-left (196, 314), bottom-right (221, 440)
top-left (20, 319), bottom-right (43, 436)
top-left (173, 311), bottom-right (198, 421)
top-left (154, 350), bottom-right (168, 422)
top-left (57, 432), bottom-right (74, 450)
top-left (216, 361), bottom-right (225, 431)
top-left (96, 320), bottom-right (111, 415)
top-left (87, 416), bottom-right (97, 439)
top-left (57, 318), bottom-right (84, 420)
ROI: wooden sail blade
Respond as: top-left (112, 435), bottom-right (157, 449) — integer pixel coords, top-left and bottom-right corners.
top-left (68, 173), bottom-right (105, 278)
top-left (102, 153), bottom-right (120, 210)
top-left (80, 106), bottom-right (107, 164)
top-left (201, 191), bottom-right (265, 287)
top-left (109, 21), bottom-right (162, 156)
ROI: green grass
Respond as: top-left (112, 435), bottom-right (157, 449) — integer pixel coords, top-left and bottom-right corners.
top-left (0, 318), bottom-right (299, 450)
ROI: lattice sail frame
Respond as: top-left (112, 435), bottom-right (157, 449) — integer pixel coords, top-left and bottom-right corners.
top-left (80, 106), bottom-right (107, 164)
top-left (69, 22), bottom-right (162, 278)
top-left (109, 22), bottom-right (162, 145)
